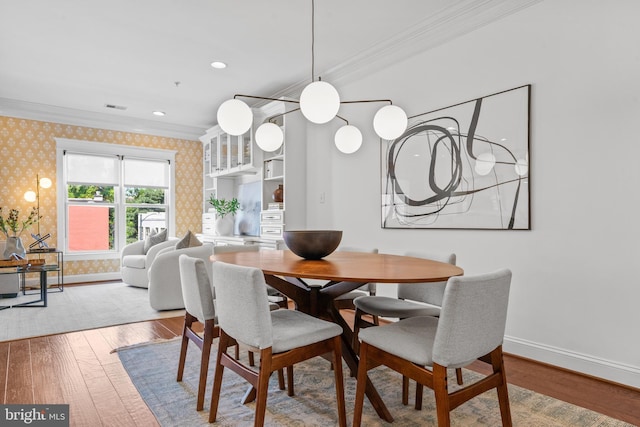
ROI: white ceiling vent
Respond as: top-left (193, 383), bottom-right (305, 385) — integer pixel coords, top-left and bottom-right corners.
top-left (104, 103), bottom-right (127, 110)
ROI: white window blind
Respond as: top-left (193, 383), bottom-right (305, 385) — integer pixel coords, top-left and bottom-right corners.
top-left (123, 158), bottom-right (169, 189)
top-left (66, 153), bottom-right (119, 186)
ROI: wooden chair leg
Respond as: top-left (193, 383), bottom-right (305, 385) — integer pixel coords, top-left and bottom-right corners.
top-left (455, 368), bottom-right (464, 385)
top-left (331, 336), bottom-right (347, 427)
top-left (196, 319), bottom-right (215, 411)
top-left (415, 381), bottom-right (424, 410)
top-left (255, 348), bottom-right (273, 427)
top-left (277, 369), bottom-right (285, 390)
top-left (209, 333), bottom-right (231, 423)
top-left (352, 342), bottom-right (369, 427)
top-left (402, 376), bottom-right (409, 405)
top-left (249, 351), bottom-right (255, 366)
top-left (176, 314), bottom-right (192, 382)
top-left (432, 363), bottom-right (451, 427)
top-left (490, 346), bottom-right (512, 427)
top-left (353, 308), bottom-right (363, 351)
top-left (287, 365), bottom-right (294, 396)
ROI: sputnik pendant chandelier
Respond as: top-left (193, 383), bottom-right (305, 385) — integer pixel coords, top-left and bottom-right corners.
top-left (215, 0), bottom-right (408, 154)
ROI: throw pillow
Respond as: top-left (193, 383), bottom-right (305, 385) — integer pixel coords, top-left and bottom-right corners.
top-left (175, 230), bottom-right (203, 249)
top-left (143, 229), bottom-right (167, 254)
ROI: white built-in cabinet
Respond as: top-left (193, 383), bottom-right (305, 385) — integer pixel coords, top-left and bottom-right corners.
top-left (199, 100), bottom-right (306, 247)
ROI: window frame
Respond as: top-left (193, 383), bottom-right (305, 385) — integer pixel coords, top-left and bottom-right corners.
top-left (55, 138), bottom-right (176, 261)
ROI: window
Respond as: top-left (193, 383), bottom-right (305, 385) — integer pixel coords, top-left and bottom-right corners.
top-left (56, 139), bottom-right (176, 260)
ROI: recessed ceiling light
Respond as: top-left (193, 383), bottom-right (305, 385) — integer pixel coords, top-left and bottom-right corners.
top-left (211, 61), bottom-right (227, 69)
top-left (153, 111), bottom-right (166, 116)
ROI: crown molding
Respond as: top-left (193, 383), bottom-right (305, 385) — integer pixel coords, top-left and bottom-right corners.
top-left (0, 97), bottom-right (204, 141)
top-left (266, 0), bottom-right (543, 101)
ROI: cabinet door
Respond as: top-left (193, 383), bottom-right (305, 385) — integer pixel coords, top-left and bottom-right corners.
top-left (240, 132), bottom-right (252, 168)
top-left (230, 135), bottom-right (240, 169)
top-left (210, 134), bottom-right (220, 174)
top-left (204, 142), bottom-right (212, 175)
top-left (219, 133), bottom-right (229, 171)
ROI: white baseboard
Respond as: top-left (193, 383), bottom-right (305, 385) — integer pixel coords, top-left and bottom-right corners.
top-left (504, 335), bottom-right (640, 389)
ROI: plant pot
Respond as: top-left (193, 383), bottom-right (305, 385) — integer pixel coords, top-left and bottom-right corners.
top-left (214, 216), bottom-right (234, 237)
top-left (3, 236), bottom-right (26, 260)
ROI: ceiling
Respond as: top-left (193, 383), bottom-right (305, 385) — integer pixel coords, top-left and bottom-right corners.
top-left (0, 0), bottom-right (541, 139)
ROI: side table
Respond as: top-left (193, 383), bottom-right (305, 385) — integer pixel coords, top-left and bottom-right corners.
top-left (23, 249), bottom-right (64, 293)
top-left (0, 264), bottom-right (57, 309)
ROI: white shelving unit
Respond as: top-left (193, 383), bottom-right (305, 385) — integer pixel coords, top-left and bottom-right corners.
top-left (199, 100), bottom-right (306, 248)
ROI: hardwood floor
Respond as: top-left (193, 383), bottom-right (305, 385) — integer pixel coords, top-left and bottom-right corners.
top-left (1, 315), bottom-right (639, 426)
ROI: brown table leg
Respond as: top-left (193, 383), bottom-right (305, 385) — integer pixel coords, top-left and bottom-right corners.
top-left (326, 302), bottom-right (393, 423)
top-left (262, 275), bottom-right (394, 422)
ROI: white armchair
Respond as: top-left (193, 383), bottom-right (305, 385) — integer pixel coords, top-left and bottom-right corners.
top-left (120, 238), bottom-right (179, 288)
top-left (148, 244), bottom-right (214, 310)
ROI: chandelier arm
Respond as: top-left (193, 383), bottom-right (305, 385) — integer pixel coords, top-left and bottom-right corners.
top-left (335, 115), bottom-right (349, 125)
top-left (339, 99), bottom-right (393, 105)
top-left (267, 108), bottom-right (302, 124)
top-left (233, 94), bottom-right (300, 104)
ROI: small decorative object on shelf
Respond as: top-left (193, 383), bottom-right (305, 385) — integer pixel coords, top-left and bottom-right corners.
top-left (268, 202), bottom-right (284, 210)
top-left (272, 184), bottom-right (284, 203)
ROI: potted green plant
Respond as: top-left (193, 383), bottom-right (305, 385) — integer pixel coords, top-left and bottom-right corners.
top-left (208, 197), bottom-right (239, 236)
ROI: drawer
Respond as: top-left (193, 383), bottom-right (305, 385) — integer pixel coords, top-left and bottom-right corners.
top-left (260, 210), bottom-right (284, 224)
top-left (203, 223), bottom-right (216, 234)
top-left (260, 225), bottom-right (284, 239)
top-left (202, 213), bottom-right (216, 223)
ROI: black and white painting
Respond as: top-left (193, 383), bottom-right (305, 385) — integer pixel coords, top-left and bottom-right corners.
top-left (382, 85), bottom-right (530, 230)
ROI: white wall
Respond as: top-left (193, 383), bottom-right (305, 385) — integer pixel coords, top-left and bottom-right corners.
top-left (306, 0), bottom-right (640, 388)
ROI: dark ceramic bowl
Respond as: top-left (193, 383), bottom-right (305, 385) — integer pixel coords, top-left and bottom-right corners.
top-left (283, 230), bottom-right (343, 260)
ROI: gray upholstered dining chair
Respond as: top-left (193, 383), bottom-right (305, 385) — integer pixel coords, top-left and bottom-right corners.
top-left (177, 254), bottom-right (283, 411)
top-left (209, 261), bottom-right (347, 427)
top-left (352, 251), bottom-right (458, 407)
top-left (176, 254), bottom-right (222, 411)
top-left (352, 269), bottom-right (513, 427)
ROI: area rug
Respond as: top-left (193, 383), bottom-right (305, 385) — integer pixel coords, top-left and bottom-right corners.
top-left (0, 282), bottom-right (184, 342)
top-left (117, 338), bottom-right (632, 426)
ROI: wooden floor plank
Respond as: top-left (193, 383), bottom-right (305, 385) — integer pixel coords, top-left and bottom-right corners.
top-left (29, 336), bottom-right (66, 404)
top-left (66, 331), bottom-right (139, 426)
top-left (103, 360), bottom-right (159, 427)
top-left (46, 334), bottom-right (102, 427)
top-left (0, 341), bottom-right (9, 404)
top-left (4, 340), bottom-right (33, 403)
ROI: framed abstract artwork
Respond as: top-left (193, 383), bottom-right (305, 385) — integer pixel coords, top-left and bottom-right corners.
top-left (381, 84), bottom-right (530, 230)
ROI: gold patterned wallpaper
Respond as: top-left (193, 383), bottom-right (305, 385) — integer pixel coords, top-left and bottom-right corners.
top-left (0, 115), bottom-right (202, 278)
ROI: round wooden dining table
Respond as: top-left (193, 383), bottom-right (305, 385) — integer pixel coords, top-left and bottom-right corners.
top-left (211, 249), bottom-right (464, 422)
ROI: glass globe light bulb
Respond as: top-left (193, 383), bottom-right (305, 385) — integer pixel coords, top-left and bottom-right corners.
top-left (39, 177), bottom-right (52, 189)
top-left (373, 105), bottom-right (408, 140)
top-left (299, 81), bottom-right (340, 124)
top-left (217, 99), bottom-right (253, 135)
top-left (255, 123), bottom-right (284, 152)
top-left (334, 125), bottom-right (363, 154)
top-left (24, 190), bottom-right (37, 202)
